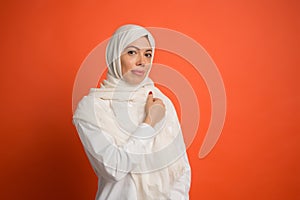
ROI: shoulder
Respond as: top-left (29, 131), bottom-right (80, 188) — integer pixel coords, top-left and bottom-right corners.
top-left (153, 87), bottom-right (174, 107)
top-left (73, 95), bottom-right (109, 127)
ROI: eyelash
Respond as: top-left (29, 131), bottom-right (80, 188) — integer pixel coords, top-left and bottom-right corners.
top-left (127, 50), bottom-right (136, 55)
top-left (127, 51), bottom-right (152, 58)
top-left (145, 53), bottom-right (152, 58)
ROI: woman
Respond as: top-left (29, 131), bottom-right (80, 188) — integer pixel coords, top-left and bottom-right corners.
top-left (73, 24), bottom-right (191, 200)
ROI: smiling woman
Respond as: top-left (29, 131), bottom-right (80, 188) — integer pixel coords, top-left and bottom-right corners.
top-left (121, 37), bottom-right (153, 85)
top-left (72, 24), bottom-right (191, 200)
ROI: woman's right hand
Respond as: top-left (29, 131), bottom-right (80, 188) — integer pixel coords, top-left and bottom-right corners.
top-left (143, 91), bottom-right (166, 127)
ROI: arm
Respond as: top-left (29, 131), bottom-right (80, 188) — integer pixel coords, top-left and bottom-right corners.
top-left (73, 118), bottom-right (155, 181)
top-left (168, 153), bottom-right (192, 200)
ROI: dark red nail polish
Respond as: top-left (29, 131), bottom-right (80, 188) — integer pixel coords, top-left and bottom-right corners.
top-left (149, 91), bottom-right (152, 95)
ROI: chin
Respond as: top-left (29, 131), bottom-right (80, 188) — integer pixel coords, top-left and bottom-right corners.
top-left (125, 76), bottom-right (146, 85)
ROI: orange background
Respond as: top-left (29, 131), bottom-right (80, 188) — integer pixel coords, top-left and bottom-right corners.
top-left (1, 0), bottom-right (299, 199)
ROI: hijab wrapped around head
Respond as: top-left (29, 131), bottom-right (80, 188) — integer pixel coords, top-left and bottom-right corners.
top-left (74, 24), bottom-right (187, 199)
top-left (105, 24), bottom-right (155, 80)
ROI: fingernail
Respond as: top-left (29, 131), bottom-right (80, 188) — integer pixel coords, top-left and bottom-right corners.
top-left (149, 91), bottom-right (152, 95)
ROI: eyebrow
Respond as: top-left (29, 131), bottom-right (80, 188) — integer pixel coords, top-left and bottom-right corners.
top-left (125, 45), bottom-right (152, 52)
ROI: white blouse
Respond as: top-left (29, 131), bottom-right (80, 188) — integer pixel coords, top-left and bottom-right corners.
top-left (73, 118), bottom-right (191, 200)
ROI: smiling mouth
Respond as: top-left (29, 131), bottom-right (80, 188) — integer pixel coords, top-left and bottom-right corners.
top-left (131, 69), bottom-right (145, 76)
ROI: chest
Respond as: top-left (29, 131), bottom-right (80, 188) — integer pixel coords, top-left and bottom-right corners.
top-left (95, 99), bottom-right (147, 145)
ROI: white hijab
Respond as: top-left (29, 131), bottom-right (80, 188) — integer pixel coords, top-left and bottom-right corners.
top-left (74, 24), bottom-right (187, 199)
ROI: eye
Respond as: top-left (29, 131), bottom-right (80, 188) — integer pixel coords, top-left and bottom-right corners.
top-left (127, 50), bottom-right (136, 55)
top-left (145, 53), bottom-right (152, 58)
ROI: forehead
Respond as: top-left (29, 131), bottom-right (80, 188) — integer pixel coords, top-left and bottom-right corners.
top-left (126, 36), bottom-right (151, 49)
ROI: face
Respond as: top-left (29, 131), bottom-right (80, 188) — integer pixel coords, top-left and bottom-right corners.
top-left (120, 36), bottom-right (153, 85)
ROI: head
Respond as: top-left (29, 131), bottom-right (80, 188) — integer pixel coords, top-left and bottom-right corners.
top-left (106, 24), bottom-right (155, 85)
top-left (120, 36), bottom-right (152, 85)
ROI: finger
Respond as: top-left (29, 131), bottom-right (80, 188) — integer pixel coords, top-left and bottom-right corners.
top-left (154, 99), bottom-right (164, 105)
top-left (147, 91), bottom-right (153, 102)
top-left (153, 98), bottom-right (162, 102)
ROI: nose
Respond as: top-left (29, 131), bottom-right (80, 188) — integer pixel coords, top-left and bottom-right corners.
top-left (136, 53), bottom-right (146, 67)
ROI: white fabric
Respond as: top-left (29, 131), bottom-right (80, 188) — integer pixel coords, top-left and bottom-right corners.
top-left (73, 117), bottom-right (191, 200)
top-left (72, 24), bottom-right (191, 199)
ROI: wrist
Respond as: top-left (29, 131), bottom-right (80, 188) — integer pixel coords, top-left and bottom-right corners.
top-left (143, 115), bottom-right (154, 127)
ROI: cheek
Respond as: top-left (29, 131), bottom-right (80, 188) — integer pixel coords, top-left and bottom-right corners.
top-left (121, 57), bottom-right (134, 75)
top-left (121, 63), bottom-right (127, 75)
top-left (145, 63), bottom-right (151, 72)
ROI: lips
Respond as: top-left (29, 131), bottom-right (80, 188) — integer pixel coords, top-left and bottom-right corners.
top-left (131, 69), bottom-right (145, 76)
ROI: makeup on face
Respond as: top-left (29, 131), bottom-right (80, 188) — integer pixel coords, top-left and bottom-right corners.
top-left (120, 37), bottom-right (153, 85)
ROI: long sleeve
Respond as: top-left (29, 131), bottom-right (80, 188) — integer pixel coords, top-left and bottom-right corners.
top-left (168, 153), bottom-right (192, 200)
top-left (73, 118), bottom-right (155, 182)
